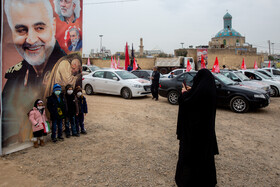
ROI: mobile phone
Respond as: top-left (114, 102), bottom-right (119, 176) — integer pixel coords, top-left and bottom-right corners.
top-left (183, 80), bottom-right (187, 89)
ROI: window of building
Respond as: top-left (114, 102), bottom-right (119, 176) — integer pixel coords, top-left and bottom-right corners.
top-left (223, 39), bottom-right (227, 46)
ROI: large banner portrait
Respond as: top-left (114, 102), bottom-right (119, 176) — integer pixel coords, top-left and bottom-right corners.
top-left (1, 0), bottom-right (83, 155)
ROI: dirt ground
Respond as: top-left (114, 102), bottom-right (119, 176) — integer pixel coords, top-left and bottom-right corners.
top-left (1, 94), bottom-right (280, 187)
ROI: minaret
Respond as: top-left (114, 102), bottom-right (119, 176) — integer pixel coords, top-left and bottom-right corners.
top-left (139, 38), bottom-right (144, 57)
top-left (223, 12), bottom-right (232, 29)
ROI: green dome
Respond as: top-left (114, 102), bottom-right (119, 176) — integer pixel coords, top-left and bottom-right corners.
top-left (215, 28), bottom-right (242, 37)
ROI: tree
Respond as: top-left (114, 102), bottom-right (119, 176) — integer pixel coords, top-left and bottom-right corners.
top-left (268, 55), bottom-right (274, 61)
top-left (174, 49), bottom-right (188, 57)
top-left (158, 53), bottom-right (169, 57)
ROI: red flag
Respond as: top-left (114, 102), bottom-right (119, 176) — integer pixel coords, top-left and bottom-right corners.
top-left (201, 55), bottom-right (206, 69)
top-left (125, 42), bottom-right (130, 70)
top-left (254, 61), bottom-right (258, 69)
top-left (133, 58), bottom-right (138, 70)
top-left (110, 56), bottom-right (114, 68)
top-left (268, 61), bottom-right (271, 68)
top-left (114, 56), bottom-right (117, 69)
top-left (186, 59), bottom-right (192, 72)
top-left (117, 56), bottom-right (120, 68)
top-left (87, 58), bottom-right (91, 66)
top-left (241, 58), bottom-right (246, 70)
top-left (212, 57), bottom-right (220, 73)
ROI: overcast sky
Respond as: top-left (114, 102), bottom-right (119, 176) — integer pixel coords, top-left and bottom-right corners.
top-left (83, 0), bottom-right (280, 55)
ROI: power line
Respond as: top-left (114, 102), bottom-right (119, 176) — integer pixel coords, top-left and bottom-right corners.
top-left (84, 0), bottom-right (139, 5)
top-left (252, 44), bottom-right (280, 51)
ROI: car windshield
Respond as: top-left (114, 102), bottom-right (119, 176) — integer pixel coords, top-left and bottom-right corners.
top-left (254, 71), bottom-right (271, 80)
top-left (214, 73), bottom-right (238, 85)
top-left (116, 71), bottom-right (138, 79)
top-left (234, 71), bottom-right (250, 81)
top-left (89, 66), bottom-right (100, 71)
top-left (257, 70), bottom-right (274, 78)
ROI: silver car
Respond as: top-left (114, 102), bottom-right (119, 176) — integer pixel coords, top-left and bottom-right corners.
top-left (239, 70), bottom-right (280, 97)
top-left (262, 68), bottom-right (280, 77)
top-left (221, 71), bottom-right (271, 95)
top-left (255, 69), bottom-right (280, 81)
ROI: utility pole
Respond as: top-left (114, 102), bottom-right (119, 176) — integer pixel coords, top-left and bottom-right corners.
top-left (99, 35), bottom-right (103, 57)
top-left (271, 43), bottom-right (275, 55)
top-left (268, 40), bottom-right (271, 55)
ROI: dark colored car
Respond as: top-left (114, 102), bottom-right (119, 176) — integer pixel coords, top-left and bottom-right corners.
top-left (131, 70), bottom-right (163, 80)
top-left (131, 70), bottom-right (153, 80)
top-left (158, 71), bottom-right (270, 113)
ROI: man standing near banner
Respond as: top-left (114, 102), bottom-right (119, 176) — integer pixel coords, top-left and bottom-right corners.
top-left (54, 0), bottom-right (81, 24)
top-left (2, 0), bottom-right (66, 147)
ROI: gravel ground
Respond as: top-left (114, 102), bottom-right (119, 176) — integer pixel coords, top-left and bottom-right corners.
top-left (0, 94), bottom-right (279, 187)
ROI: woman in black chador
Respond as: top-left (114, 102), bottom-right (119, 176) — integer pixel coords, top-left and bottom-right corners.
top-left (175, 69), bottom-right (219, 187)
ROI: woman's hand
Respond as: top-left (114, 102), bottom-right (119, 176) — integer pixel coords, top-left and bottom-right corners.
top-left (182, 83), bottom-right (191, 93)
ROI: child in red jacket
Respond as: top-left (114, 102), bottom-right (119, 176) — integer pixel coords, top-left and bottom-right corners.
top-left (28, 99), bottom-right (48, 148)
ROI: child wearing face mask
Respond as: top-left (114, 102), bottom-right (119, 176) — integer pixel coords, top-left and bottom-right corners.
top-left (47, 83), bottom-right (66, 143)
top-left (75, 86), bottom-right (88, 135)
top-left (64, 84), bottom-right (79, 138)
top-left (28, 99), bottom-right (48, 148)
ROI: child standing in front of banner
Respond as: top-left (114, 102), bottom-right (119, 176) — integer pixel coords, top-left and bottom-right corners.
top-left (28, 99), bottom-right (49, 148)
top-left (47, 83), bottom-right (66, 143)
top-left (75, 86), bottom-right (88, 135)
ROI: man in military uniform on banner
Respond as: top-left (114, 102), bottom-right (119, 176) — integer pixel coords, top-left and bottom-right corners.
top-left (2, 0), bottom-right (66, 148)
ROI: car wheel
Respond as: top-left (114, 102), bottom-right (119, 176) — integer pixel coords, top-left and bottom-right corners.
top-left (230, 96), bottom-right (249, 113)
top-left (121, 87), bottom-right (132, 99)
top-left (167, 90), bottom-right (179, 105)
top-left (85, 84), bottom-right (94, 95)
top-left (270, 86), bottom-right (279, 97)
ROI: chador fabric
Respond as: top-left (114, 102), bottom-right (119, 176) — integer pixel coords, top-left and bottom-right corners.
top-left (175, 69), bottom-right (219, 187)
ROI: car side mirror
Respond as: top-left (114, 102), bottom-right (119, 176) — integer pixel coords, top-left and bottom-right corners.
top-left (113, 77), bottom-right (119, 81)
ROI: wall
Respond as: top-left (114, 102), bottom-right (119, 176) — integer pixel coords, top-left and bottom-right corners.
top-left (209, 36), bottom-right (246, 48)
top-left (186, 48), bottom-right (264, 70)
top-left (82, 58), bottom-right (156, 70)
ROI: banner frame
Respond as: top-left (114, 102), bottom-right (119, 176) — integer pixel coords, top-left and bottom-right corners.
top-left (1, 0), bottom-right (3, 156)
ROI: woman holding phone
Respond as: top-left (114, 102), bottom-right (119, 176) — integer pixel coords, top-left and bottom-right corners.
top-left (175, 69), bottom-right (219, 187)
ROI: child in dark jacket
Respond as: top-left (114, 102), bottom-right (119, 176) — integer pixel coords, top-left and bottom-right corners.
top-left (47, 83), bottom-right (66, 142)
top-left (64, 84), bottom-right (79, 138)
top-left (28, 99), bottom-right (48, 148)
top-left (75, 86), bottom-right (88, 134)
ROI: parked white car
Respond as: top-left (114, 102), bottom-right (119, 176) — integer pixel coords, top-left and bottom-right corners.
top-left (262, 68), bottom-right (280, 77)
top-left (83, 69), bottom-right (151, 99)
top-left (82, 65), bottom-right (100, 75)
top-left (239, 70), bottom-right (280, 97)
top-left (162, 68), bottom-right (191, 78)
top-left (255, 69), bottom-right (280, 81)
top-left (220, 70), bottom-right (271, 95)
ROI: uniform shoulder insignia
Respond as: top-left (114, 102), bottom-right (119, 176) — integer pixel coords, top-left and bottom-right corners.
top-left (6, 61), bottom-right (23, 74)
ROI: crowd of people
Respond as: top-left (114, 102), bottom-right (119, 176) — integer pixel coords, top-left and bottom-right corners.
top-left (28, 83), bottom-right (88, 148)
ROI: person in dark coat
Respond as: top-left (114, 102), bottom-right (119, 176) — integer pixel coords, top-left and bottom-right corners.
top-left (175, 69), bottom-right (219, 187)
top-left (151, 66), bottom-right (160, 101)
top-left (75, 86), bottom-right (88, 135)
top-left (64, 84), bottom-right (79, 138)
top-left (47, 84), bottom-right (66, 142)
